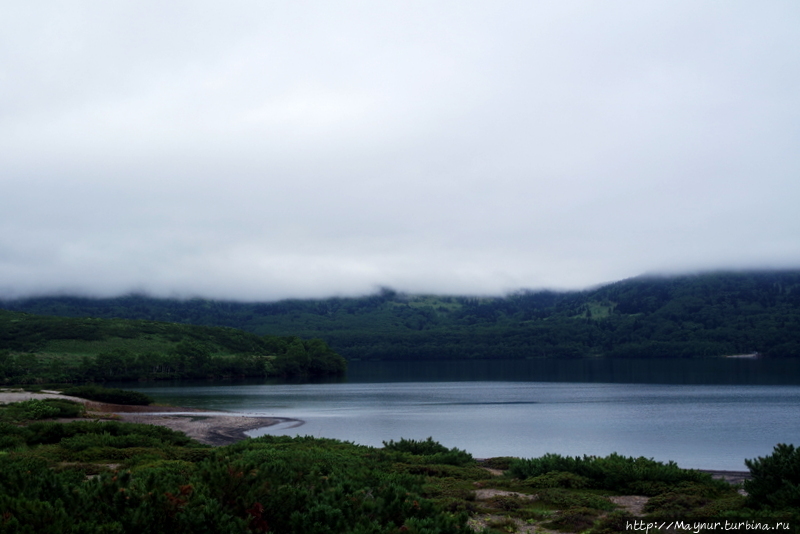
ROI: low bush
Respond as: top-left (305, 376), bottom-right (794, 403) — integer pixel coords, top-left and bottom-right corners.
top-left (24, 420), bottom-right (199, 448)
top-left (488, 494), bottom-right (527, 511)
top-left (384, 436), bottom-right (452, 455)
top-left (644, 491), bottom-right (710, 515)
top-left (535, 489), bottom-right (615, 511)
top-left (0, 397), bottom-right (83, 422)
top-left (59, 432), bottom-right (168, 451)
top-left (480, 457), bottom-right (515, 470)
top-left (0, 422), bottom-right (28, 449)
top-left (542, 506), bottom-right (599, 532)
top-left (486, 516), bottom-right (518, 532)
top-left (383, 437), bottom-right (474, 466)
top-left (589, 510), bottom-right (635, 534)
top-left (744, 443), bottom-right (800, 511)
top-left (525, 471), bottom-right (590, 489)
top-left (3, 399), bottom-right (60, 420)
top-left (42, 398), bottom-right (85, 418)
top-left (508, 452), bottom-right (720, 494)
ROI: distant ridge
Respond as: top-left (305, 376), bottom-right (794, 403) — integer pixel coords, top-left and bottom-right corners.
top-left (3, 270), bottom-right (800, 361)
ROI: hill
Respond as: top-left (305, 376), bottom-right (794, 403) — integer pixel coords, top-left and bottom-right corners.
top-left (0, 310), bottom-right (346, 384)
top-left (3, 270), bottom-right (800, 361)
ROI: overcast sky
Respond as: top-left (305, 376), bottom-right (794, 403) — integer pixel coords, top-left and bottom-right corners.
top-left (1, 1), bottom-right (799, 301)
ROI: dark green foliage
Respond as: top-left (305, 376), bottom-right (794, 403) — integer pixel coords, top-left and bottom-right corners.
top-left (383, 437), bottom-right (474, 467)
top-left (384, 437), bottom-right (453, 455)
top-left (19, 420), bottom-right (201, 448)
top-left (0, 398), bottom-right (83, 422)
top-left (479, 457), bottom-right (514, 471)
top-left (0, 427), bottom-right (477, 533)
top-left (0, 416), bottom-right (777, 533)
top-left (524, 471), bottom-right (591, 489)
top-left (589, 511), bottom-right (636, 534)
top-left (487, 494), bottom-right (526, 511)
top-left (643, 491), bottom-right (711, 515)
top-left (508, 453), bottom-right (723, 494)
top-left (0, 310), bottom-right (345, 384)
top-left (535, 489), bottom-right (614, 511)
top-left (62, 385), bottom-right (154, 405)
top-left (41, 398), bottom-right (85, 417)
top-left (542, 506), bottom-right (600, 532)
top-left (744, 443), bottom-right (800, 510)
top-left (4, 270), bottom-right (800, 361)
top-left (485, 516), bottom-right (518, 532)
top-left (2, 399), bottom-right (58, 420)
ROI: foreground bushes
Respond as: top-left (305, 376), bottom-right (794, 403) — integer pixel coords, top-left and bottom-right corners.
top-left (508, 452), bottom-right (725, 495)
top-left (0, 429), bottom-right (475, 534)
top-left (0, 398), bottom-right (84, 422)
top-left (62, 385), bottom-right (154, 406)
top-left (383, 437), bottom-right (474, 467)
top-left (0, 417), bottom-right (795, 533)
top-left (745, 443), bottom-right (800, 511)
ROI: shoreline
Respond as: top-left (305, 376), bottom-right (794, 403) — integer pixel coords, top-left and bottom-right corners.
top-left (0, 390), bottom-right (752, 479)
top-left (0, 389), bottom-right (301, 447)
top-left (87, 398), bottom-right (305, 447)
top-left (116, 412), bottom-right (301, 446)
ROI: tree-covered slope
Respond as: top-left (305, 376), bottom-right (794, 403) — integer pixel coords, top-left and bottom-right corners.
top-left (0, 310), bottom-right (346, 384)
top-left (3, 270), bottom-right (800, 361)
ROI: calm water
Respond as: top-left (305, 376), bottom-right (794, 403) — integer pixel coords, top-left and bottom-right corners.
top-left (121, 359), bottom-right (800, 471)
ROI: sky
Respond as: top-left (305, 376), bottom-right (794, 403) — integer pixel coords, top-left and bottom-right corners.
top-left (1, 1), bottom-right (799, 301)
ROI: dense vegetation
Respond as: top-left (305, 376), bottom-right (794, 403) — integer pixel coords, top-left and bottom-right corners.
top-left (0, 310), bottom-right (346, 384)
top-left (4, 271), bottom-right (800, 361)
top-left (0, 395), bottom-right (796, 533)
top-left (61, 385), bottom-right (155, 406)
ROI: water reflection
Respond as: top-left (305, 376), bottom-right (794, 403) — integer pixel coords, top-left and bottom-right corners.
top-left (345, 358), bottom-right (800, 385)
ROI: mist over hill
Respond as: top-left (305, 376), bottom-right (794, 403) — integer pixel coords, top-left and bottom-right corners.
top-left (3, 270), bottom-right (800, 361)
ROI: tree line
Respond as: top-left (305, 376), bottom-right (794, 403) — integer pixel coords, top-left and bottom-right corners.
top-left (3, 270), bottom-right (800, 360)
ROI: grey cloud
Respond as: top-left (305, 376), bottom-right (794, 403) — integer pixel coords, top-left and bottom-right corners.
top-left (1, 1), bottom-right (799, 300)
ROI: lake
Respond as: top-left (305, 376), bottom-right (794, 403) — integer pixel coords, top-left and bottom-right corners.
top-left (120, 358), bottom-right (800, 471)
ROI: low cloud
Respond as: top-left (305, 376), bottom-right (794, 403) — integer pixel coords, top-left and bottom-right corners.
top-left (1, 1), bottom-right (798, 301)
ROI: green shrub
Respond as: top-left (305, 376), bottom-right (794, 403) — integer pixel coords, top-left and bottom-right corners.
top-left (744, 443), bottom-right (800, 511)
top-left (384, 437), bottom-right (452, 455)
top-left (525, 471), bottom-right (591, 489)
top-left (0, 422), bottom-right (29, 449)
top-left (543, 506), bottom-right (599, 532)
top-left (41, 398), bottom-right (85, 418)
top-left (61, 385), bottom-right (153, 405)
top-left (2, 399), bottom-right (61, 421)
top-left (644, 491), bottom-right (710, 515)
top-left (536, 489), bottom-right (615, 511)
top-left (509, 452), bottom-right (719, 493)
top-left (24, 420), bottom-right (198, 448)
top-left (480, 457), bottom-right (515, 470)
top-left (400, 463), bottom-right (487, 479)
top-left (488, 494), bottom-right (527, 511)
top-left (383, 437), bottom-right (474, 466)
top-left (59, 432), bottom-right (168, 451)
top-left (589, 510), bottom-right (635, 534)
top-left (0, 434), bottom-right (482, 534)
top-left (486, 516), bottom-right (518, 532)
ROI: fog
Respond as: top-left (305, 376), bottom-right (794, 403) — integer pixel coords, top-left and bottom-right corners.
top-left (1, 1), bottom-right (798, 300)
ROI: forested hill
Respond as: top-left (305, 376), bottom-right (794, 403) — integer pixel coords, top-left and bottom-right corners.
top-left (3, 270), bottom-right (800, 361)
top-left (0, 310), bottom-right (346, 384)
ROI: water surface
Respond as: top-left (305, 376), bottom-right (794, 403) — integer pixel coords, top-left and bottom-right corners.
top-left (122, 359), bottom-right (800, 471)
